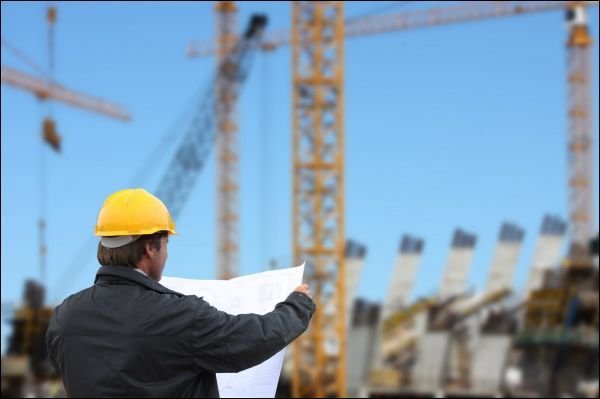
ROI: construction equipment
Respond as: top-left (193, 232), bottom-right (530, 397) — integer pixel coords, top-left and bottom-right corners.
top-left (1, 65), bottom-right (131, 121)
top-left (291, 3), bottom-right (346, 397)
top-left (155, 13), bottom-right (267, 222)
top-left (189, 2), bottom-right (600, 57)
top-left (215, 1), bottom-right (240, 280)
top-left (189, 0), bottom-right (598, 300)
top-left (1, 7), bottom-right (130, 135)
top-left (188, 1), bottom-right (597, 396)
top-left (300, 1), bottom-right (595, 391)
top-left (2, 6), bottom-right (131, 286)
top-left (564, 3), bottom-right (596, 263)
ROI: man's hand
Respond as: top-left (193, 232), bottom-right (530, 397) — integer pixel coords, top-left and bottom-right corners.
top-left (294, 284), bottom-right (312, 299)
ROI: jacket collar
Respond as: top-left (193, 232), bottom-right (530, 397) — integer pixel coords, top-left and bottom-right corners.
top-left (95, 265), bottom-right (183, 297)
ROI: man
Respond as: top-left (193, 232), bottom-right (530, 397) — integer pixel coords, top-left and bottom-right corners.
top-left (46, 188), bottom-right (315, 398)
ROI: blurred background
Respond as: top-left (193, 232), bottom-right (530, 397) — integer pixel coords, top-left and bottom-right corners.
top-left (1, 1), bottom-right (598, 397)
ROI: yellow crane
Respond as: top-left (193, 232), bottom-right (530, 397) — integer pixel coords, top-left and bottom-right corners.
top-left (565, 3), bottom-right (595, 263)
top-left (214, 1), bottom-right (240, 280)
top-left (189, 1), bottom-right (598, 396)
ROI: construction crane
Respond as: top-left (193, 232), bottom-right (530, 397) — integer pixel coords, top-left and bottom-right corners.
top-left (1, 66), bottom-right (131, 122)
top-left (1, 9), bottom-right (131, 143)
top-left (189, 1), bottom-right (599, 57)
top-left (175, 0), bottom-right (257, 280)
top-left (291, 3), bottom-right (346, 397)
top-left (1, 6), bottom-right (131, 287)
top-left (214, 1), bottom-right (240, 280)
top-left (155, 13), bottom-right (267, 223)
top-left (188, 2), bottom-right (598, 396)
top-left (565, 3), bottom-right (595, 264)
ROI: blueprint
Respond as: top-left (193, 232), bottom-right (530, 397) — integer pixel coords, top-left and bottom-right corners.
top-left (160, 263), bottom-right (305, 398)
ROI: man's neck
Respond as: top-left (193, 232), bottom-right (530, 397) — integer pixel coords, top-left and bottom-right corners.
top-left (134, 268), bottom-right (149, 277)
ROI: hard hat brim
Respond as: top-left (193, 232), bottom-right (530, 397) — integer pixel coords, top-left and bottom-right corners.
top-left (100, 235), bottom-right (142, 248)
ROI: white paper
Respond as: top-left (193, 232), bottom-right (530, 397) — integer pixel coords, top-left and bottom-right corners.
top-left (160, 263), bottom-right (305, 398)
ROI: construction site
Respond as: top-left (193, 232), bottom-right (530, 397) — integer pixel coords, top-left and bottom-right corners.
top-left (1, 1), bottom-right (599, 398)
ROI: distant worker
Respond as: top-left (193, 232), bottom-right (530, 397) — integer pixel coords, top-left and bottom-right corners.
top-left (46, 188), bottom-right (315, 397)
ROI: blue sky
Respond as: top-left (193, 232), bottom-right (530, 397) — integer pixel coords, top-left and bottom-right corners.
top-left (1, 2), bottom-right (599, 352)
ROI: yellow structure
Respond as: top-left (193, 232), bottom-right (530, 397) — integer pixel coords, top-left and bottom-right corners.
top-left (215, 1), bottom-right (239, 280)
top-left (291, 2), bottom-right (346, 397)
top-left (565, 2), bottom-right (595, 263)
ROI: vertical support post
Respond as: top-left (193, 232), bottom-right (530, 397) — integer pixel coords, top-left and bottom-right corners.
top-left (215, 1), bottom-right (239, 279)
top-left (292, 2), bottom-right (346, 397)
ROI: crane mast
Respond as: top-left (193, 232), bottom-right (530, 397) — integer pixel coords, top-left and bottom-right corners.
top-left (291, 2), bottom-right (347, 397)
top-left (565, 2), bottom-right (595, 263)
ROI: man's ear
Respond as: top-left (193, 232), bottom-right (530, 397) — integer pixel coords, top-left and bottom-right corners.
top-left (144, 241), bottom-right (154, 258)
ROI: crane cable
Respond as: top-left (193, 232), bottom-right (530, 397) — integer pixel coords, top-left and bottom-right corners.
top-left (39, 5), bottom-right (57, 289)
top-left (346, 1), bottom-right (413, 22)
top-left (259, 50), bottom-right (272, 271)
top-left (0, 37), bottom-right (51, 79)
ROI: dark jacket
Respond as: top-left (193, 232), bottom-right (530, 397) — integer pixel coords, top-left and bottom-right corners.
top-left (46, 265), bottom-right (315, 398)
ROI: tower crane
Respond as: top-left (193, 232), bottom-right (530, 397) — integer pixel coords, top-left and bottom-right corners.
top-left (565, 3), bottom-right (596, 263)
top-left (188, 1), bottom-right (598, 397)
top-left (1, 8), bottom-right (131, 147)
top-left (1, 6), bottom-right (131, 286)
top-left (214, 1), bottom-right (240, 280)
top-left (1, 65), bottom-right (131, 122)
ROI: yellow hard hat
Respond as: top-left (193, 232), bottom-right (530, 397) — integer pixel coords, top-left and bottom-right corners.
top-left (95, 188), bottom-right (176, 237)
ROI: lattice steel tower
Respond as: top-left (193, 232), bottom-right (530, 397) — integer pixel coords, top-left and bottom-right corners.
top-left (215, 1), bottom-right (239, 279)
top-left (291, 2), bottom-right (347, 397)
top-left (566, 2), bottom-right (595, 262)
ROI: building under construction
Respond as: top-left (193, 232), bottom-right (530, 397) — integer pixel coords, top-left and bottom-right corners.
top-left (362, 220), bottom-right (598, 398)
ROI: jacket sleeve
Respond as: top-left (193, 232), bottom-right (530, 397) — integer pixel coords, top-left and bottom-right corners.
top-left (186, 291), bottom-right (315, 373)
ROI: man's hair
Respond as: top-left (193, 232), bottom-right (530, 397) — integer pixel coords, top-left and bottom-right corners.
top-left (97, 231), bottom-right (168, 268)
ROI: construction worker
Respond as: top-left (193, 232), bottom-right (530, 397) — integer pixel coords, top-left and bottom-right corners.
top-left (46, 188), bottom-right (315, 398)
